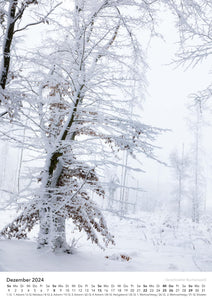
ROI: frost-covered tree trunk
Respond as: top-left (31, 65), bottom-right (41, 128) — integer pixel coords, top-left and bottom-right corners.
top-left (38, 205), bottom-right (69, 252)
top-left (119, 151), bottom-right (129, 215)
top-left (37, 94), bottom-right (84, 251)
top-left (51, 215), bottom-right (67, 251)
top-left (186, 98), bottom-right (206, 223)
top-left (191, 104), bottom-right (202, 223)
top-left (0, 0), bottom-right (17, 90)
top-left (170, 145), bottom-right (190, 222)
top-left (177, 153), bottom-right (183, 222)
top-left (37, 207), bottom-right (50, 248)
top-left (177, 173), bottom-right (182, 221)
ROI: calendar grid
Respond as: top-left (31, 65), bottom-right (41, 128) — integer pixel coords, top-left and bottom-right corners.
top-left (0, 272), bottom-right (210, 298)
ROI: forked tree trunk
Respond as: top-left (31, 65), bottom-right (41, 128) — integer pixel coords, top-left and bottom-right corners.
top-left (37, 92), bottom-right (83, 251)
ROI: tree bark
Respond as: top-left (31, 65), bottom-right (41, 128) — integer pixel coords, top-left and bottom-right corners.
top-left (0, 0), bottom-right (18, 90)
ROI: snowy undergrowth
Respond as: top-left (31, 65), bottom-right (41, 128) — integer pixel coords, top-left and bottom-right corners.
top-left (0, 210), bottom-right (212, 272)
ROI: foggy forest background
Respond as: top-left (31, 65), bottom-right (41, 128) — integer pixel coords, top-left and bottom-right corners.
top-left (0, 0), bottom-right (211, 271)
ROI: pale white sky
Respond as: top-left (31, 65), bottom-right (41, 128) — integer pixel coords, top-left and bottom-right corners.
top-left (136, 13), bottom-right (212, 210)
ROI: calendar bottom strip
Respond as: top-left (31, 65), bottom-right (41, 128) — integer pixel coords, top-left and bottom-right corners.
top-left (0, 272), bottom-right (211, 298)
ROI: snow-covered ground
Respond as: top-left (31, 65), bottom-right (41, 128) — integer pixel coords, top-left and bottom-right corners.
top-left (0, 211), bottom-right (212, 272)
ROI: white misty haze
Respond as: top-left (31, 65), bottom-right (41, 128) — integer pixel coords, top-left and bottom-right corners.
top-left (138, 12), bottom-right (212, 210)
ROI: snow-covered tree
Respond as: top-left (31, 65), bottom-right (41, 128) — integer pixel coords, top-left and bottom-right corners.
top-left (108, 175), bottom-right (119, 210)
top-left (170, 145), bottom-right (190, 222)
top-left (187, 100), bottom-right (207, 223)
top-left (167, 0), bottom-right (212, 105)
top-left (0, 0), bottom-right (164, 253)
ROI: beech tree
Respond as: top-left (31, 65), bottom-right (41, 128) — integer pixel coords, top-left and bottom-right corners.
top-left (0, 0), bottom-right (165, 253)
